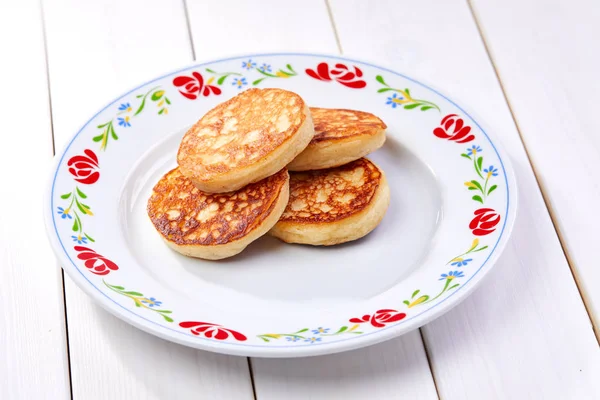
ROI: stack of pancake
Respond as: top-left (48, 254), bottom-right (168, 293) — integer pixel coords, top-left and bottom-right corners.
top-left (147, 88), bottom-right (390, 260)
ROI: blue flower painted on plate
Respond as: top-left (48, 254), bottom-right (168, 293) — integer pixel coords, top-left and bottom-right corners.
top-left (304, 337), bottom-right (322, 344)
top-left (118, 103), bottom-right (132, 112)
top-left (242, 59), bottom-right (256, 70)
top-left (141, 297), bottom-right (163, 308)
top-left (71, 235), bottom-right (88, 245)
top-left (286, 336), bottom-right (301, 342)
top-left (259, 63), bottom-right (272, 72)
top-left (311, 327), bottom-right (330, 335)
top-left (117, 116), bottom-right (131, 127)
top-left (484, 165), bottom-right (498, 177)
top-left (466, 145), bottom-right (482, 157)
top-left (232, 77), bottom-right (247, 89)
top-left (386, 93), bottom-right (405, 108)
top-left (451, 258), bottom-right (472, 267)
top-left (439, 270), bottom-right (465, 281)
top-left (57, 207), bottom-right (72, 219)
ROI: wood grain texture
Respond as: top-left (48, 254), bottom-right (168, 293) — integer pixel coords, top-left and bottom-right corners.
top-left (470, 0), bottom-right (600, 335)
top-left (185, 0), bottom-right (439, 398)
top-left (42, 0), bottom-right (253, 398)
top-left (0, 1), bottom-right (70, 399)
top-left (328, 0), bottom-right (600, 398)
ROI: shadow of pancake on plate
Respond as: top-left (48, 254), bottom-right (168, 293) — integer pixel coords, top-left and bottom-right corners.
top-left (287, 107), bottom-right (386, 171)
top-left (147, 167), bottom-right (289, 260)
top-left (270, 158), bottom-right (390, 246)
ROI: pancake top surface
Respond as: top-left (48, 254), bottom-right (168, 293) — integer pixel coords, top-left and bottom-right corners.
top-left (177, 88), bottom-right (307, 179)
top-left (281, 158), bottom-right (382, 223)
top-left (309, 107), bottom-right (386, 143)
top-left (148, 168), bottom-right (288, 245)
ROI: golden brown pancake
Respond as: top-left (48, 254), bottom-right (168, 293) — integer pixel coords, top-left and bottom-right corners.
top-left (148, 167), bottom-right (289, 260)
top-left (177, 88), bottom-right (314, 193)
top-left (270, 158), bottom-right (390, 245)
top-left (287, 107), bottom-right (386, 171)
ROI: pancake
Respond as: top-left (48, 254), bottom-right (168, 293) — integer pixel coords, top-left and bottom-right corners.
top-left (147, 167), bottom-right (289, 260)
top-left (177, 88), bottom-right (314, 193)
top-left (287, 107), bottom-right (386, 171)
top-left (270, 158), bottom-right (390, 246)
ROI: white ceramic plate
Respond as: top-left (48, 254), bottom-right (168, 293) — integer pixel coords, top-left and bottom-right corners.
top-left (44, 53), bottom-right (517, 358)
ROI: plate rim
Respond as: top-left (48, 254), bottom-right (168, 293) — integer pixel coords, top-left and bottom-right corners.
top-left (43, 51), bottom-right (518, 357)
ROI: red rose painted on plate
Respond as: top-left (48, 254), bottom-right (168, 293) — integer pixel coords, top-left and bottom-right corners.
top-left (350, 309), bottom-right (406, 328)
top-left (179, 321), bottom-right (247, 341)
top-left (306, 62), bottom-right (366, 89)
top-left (67, 149), bottom-right (100, 184)
top-left (433, 114), bottom-right (474, 143)
top-left (470, 208), bottom-right (501, 236)
top-left (173, 72), bottom-right (221, 99)
top-left (74, 246), bottom-right (119, 275)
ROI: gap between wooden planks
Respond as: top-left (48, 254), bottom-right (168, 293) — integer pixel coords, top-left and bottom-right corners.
top-left (0, 1), bottom-right (71, 399)
top-left (470, 0), bottom-right (600, 342)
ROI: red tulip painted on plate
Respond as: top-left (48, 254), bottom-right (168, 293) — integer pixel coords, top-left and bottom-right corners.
top-left (74, 246), bottom-right (119, 276)
top-left (173, 71), bottom-right (221, 99)
top-left (470, 208), bottom-right (501, 236)
top-left (349, 309), bottom-right (406, 328)
top-left (180, 321), bottom-right (247, 341)
top-left (433, 114), bottom-right (475, 143)
top-left (67, 149), bottom-right (100, 184)
top-left (306, 62), bottom-right (367, 89)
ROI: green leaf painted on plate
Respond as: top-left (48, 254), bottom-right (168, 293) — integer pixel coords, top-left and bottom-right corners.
top-left (421, 106), bottom-right (433, 111)
top-left (375, 75), bottom-right (386, 85)
top-left (404, 103), bottom-right (421, 110)
top-left (76, 187), bottom-right (87, 198)
top-left (470, 180), bottom-right (483, 191)
top-left (412, 289), bottom-right (420, 298)
top-left (217, 75), bottom-right (227, 85)
top-left (473, 245), bottom-right (488, 252)
top-left (124, 291), bottom-right (144, 296)
top-left (252, 77), bottom-right (267, 85)
top-left (377, 88), bottom-right (393, 93)
top-left (487, 185), bottom-right (498, 195)
top-left (61, 193), bottom-right (72, 199)
top-left (93, 134), bottom-right (104, 142)
top-left (162, 315), bottom-right (174, 323)
top-left (205, 68), bottom-right (216, 73)
top-left (336, 326), bottom-right (348, 333)
top-left (72, 218), bottom-right (79, 232)
top-left (405, 88), bottom-right (411, 95)
top-left (403, 300), bottom-right (410, 306)
top-left (151, 90), bottom-right (164, 101)
top-left (84, 233), bottom-right (95, 242)
top-left (165, 97), bottom-right (171, 105)
top-left (477, 156), bottom-right (483, 171)
top-left (296, 328), bottom-right (309, 334)
top-left (472, 195), bottom-right (483, 203)
top-left (461, 153), bottom-right (471, 159)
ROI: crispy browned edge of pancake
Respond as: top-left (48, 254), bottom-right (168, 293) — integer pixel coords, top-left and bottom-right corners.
top-left (308, 107), bottom-right (387, 144)
top-left (279, 158), bottom-right (383, 224)
top-left (177, 88), bottom-right (308, 175)
top-left (147, 167), bottom-right (288, 246)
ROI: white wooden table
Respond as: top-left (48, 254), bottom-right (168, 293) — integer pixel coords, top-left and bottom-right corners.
top-left (2, 1), bottom-right (599, 398)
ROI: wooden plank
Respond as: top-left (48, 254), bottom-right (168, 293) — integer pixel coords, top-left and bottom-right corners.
top-left (329, 0), bottom-right (600, 398)
top-left (184, 0), bottom-right (439, 398)
top-left (470, 0), bottom-right (600, 336)
top-left (42, 0), bottom-right (254, 398)
top-left (0, 1), bottom-right (71, 399)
